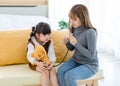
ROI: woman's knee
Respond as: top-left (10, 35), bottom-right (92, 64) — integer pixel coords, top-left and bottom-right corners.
top-left (64, 71), bottom-right (74, 82)
top-left (57, 66), bottom-right (63, 74)
top-left (64, 71), bottom-right (78, 86)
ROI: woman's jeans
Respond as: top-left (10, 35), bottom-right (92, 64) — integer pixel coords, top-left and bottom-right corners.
top-left (57, 59), bottom-right (95, 86)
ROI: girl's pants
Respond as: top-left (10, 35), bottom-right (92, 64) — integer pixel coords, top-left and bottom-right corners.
top-left (57, 58), bottom-right (95, 86)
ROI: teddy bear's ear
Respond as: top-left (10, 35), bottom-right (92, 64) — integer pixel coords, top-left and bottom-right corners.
top-left (37, 45), bottom-right (46, 54)
top-left (42, 47), bottom-right (46, 54)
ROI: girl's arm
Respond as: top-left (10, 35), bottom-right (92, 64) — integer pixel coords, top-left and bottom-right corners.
top-left (27, 43), bottom-right (36, 64)
top-left (27, 43), bottom-right (48, 71)
top-left (47, 42), bottom-right (56, 63)
top-left (47, 42), bottom-right (56, 70)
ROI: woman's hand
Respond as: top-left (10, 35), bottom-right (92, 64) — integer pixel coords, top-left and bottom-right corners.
top-left (69, 33), bottom-right (77, 45)
top-left (63, 37), bottom-right (69, 44)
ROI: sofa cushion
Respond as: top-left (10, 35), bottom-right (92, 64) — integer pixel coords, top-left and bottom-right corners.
top-left (0, 29), bottom-right (73, 66)
top-left (51, 30), bottom-right (73, 63)
top-left (0, 30), bottom-right (31, 66)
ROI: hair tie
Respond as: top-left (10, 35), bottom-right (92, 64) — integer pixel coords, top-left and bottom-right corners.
top-left (32, 26), bottom-right (36, 34)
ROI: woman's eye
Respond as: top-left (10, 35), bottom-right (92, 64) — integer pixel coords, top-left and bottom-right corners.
top-left (73, 18), bottom-right (77, 21)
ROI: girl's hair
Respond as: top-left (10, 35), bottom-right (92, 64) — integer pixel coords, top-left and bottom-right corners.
top-left (28, 22), bottom-right (51, 43)
top-left (69, 4), bottom-right (97, 33)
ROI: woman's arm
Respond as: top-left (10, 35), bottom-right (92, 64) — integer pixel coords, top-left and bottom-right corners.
top-left (74, 29), bottom-right (97, 60)
top-left (66, 41), bottom-right (75, 51)
top-left (63, 37), bottom-right (75, 51)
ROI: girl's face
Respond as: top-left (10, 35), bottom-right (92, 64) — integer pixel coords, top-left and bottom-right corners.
top-left (69, 16), bottom-right (82, 28)
top-left (36, 33), bottom-right (50, 44)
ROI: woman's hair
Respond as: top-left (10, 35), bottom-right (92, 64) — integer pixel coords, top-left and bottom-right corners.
top-left (69, 4), bottom-right (97, 33)
top-left (28, 22), bottom-right (51, 43)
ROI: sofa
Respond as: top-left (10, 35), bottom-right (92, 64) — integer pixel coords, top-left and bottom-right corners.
top-left (0, 29), bottom-right (74, 86)
top-left (0, 29), bottom-right (104, 86)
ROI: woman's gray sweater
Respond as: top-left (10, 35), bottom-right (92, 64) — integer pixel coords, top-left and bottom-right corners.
top-left (66, 27), bottom-right (98, 73)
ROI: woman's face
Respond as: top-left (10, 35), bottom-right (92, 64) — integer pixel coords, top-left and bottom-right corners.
top-left (69, 16), bottom-right (82, 28)
top-left (36, 33), bottom-right (50, 44)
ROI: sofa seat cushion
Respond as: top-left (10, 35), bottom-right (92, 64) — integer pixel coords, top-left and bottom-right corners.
top-left (0, 64), bottom-right (41, 86)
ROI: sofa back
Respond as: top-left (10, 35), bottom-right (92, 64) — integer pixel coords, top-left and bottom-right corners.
top-left (0, 30), bottom-right (73, 66)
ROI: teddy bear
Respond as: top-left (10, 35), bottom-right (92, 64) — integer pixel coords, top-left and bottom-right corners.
top-left (31, 45), bottom-right (51, 66)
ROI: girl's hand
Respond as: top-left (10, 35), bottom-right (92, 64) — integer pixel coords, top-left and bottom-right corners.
top-left (63, 37), bottom-right (69, 44)
top-left (47, 62), bottom-right (54, 70)
top-left (69, 33), bottom-right (77, 45)
top-left (34, 60), bottom-right (47, 72)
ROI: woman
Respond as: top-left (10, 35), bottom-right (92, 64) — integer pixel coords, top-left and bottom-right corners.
top-left (57, 4), bottom-right (99, 86)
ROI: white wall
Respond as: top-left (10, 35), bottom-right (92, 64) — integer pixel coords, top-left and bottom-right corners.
top-left (48, 0), bottom-right (89, 30)
top-left (89, 0), bottom-right (120, 60)
top-left (48, 0), bottom-right (120, 61)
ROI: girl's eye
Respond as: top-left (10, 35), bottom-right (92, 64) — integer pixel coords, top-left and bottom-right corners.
top-left (44, 34), bottom-right (50, 36)
top-left (70, 17), bottom-right (77, 21)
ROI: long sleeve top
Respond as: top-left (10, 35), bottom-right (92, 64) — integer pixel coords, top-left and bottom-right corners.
top-left (66, 27), bottom-right (99, 73)
top-left (27, 37), bottom-right (56, 64)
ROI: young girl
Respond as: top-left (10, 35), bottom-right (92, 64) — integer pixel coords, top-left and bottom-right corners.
top-left (57, 4), bottom-right (99, 86)
top-left (27, 22), bottom-right (59, 86)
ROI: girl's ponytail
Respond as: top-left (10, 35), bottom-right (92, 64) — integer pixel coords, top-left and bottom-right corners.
top-left (28, 26), bottom-right (36, 43)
